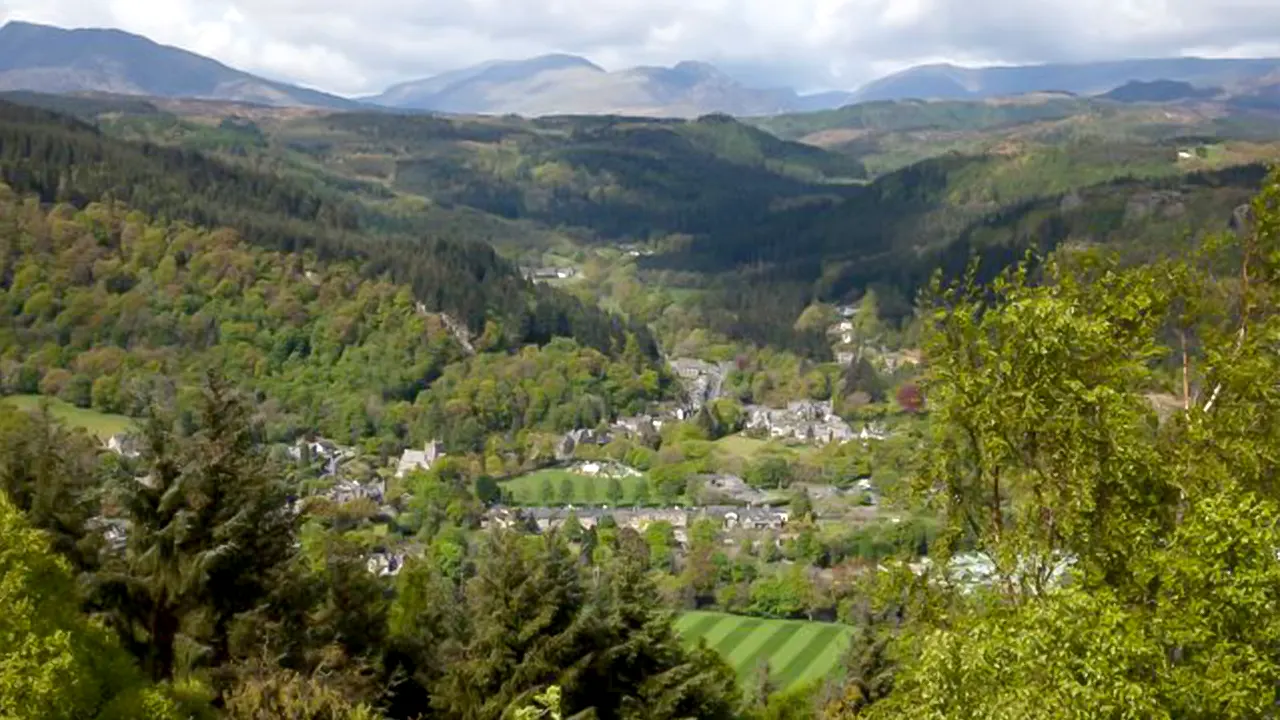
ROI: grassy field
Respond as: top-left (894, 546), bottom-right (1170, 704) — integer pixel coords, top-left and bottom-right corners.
top-left (501, 468), bottom-right (650, 505)
top-left (2, 395), bottom-right (135, 439)
top-left (713, 434), bottom-right (818, 462)
top-left (675, 611), bottom-right (853, 691)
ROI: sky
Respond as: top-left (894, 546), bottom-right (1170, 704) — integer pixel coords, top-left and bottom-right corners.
top-left (3, 0), bottom-right (1280, 96)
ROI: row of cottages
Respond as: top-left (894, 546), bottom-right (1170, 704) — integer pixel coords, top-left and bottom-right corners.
top-left (396, 440), bottom-right (446, 478)
top-left (483, 505), bottom-right (790, 537)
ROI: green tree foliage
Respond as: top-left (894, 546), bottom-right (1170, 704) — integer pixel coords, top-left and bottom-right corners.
top-left (0, 101), bottom-right (653, 359)
top-left (869, 173), bottom-right (1280, 718)
top-left (222, 658), bottom-right (379, 720)
top-left (389, 531), bottom-right (740, 720)
top-left (745, 456), bottom-right (793, 489)
top-left (94, 375), bottom-right (296, 681)
top-left (0, 186), bottom-right (664, 449)
top-left (417, 339), bottom-right (670, 452)
top-left (0, 492), bottom-right (178, 719)
top-left (0, 399), bottom-right (104, 570)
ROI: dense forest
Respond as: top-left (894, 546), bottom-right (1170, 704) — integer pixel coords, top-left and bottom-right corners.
top-left (33, 93), bottom-right (1274, 355)
top-left (0, 187), bottom-right (671, 452)
top-left (0, 100), bottom-right (654, 358)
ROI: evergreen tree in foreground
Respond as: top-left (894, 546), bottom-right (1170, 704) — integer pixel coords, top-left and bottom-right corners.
top-left (93, 373), bottom-right (296, 683)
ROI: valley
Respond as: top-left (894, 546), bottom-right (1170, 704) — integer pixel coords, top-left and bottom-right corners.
top-left (3, 14), bottom-right (1280, 720)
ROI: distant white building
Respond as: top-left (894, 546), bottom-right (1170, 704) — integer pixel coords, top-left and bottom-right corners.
top-left (396, 440), bottom-right (446, 478)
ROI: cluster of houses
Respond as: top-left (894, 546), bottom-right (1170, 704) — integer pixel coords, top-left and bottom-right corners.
top-left (743, 400), bottom-right (856, 445)
top-left (554, 414), bottom-right (674, 459)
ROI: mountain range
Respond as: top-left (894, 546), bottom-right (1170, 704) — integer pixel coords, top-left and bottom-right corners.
top-left (0, 21), bottom-right (357, 109)
top-left (366, 54), bottom-right (850, 116)
top-left (2, 20), bottom-right (1280, 117)
top-left (857, 57), bottom-right (1280, 102)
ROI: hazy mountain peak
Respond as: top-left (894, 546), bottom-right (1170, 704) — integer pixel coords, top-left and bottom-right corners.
top-left (369, 55), bottom-right (815, 117)
top-left (0, 20), bottom-right (356, 108)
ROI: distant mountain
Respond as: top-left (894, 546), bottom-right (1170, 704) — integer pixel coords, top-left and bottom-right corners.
top-left (0, 21), bottom-right (358, 109)
top-left (1101, 79), bottom-right (1221, 103)
top-left (367, 56), bottom-right (846, 117)
top-left (855, 57), bottom-right (1280, 102)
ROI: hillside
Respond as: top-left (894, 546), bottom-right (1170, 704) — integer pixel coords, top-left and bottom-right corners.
top-left (17, 91), bottom-right (1276, 356)
top-left (752, 94), bottom-right (1280, 177)
top-left (854, 56), bottom-right (1280, 102)
top-left (0, 99), bottom-right (652, 356)
top-left (92, 104), bottom-right (866, 243)
top-left (368, 56), bottom-right (840, 117)
top-left (0, 21), bottom-right (358, 109)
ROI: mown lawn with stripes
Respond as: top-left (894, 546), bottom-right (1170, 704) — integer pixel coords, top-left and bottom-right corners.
top-left (675, 611), bottom-right (853, 690)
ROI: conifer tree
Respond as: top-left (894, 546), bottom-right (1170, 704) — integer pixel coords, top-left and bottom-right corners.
top-left (94, 374), bottom-right (296, 681)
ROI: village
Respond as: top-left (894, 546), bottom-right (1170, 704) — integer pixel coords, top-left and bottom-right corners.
top-left (91, 308), bottom-right (916, 581)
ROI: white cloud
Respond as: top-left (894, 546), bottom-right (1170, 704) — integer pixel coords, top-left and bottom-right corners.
top-left (2, 0), bottom-right (1279, 95)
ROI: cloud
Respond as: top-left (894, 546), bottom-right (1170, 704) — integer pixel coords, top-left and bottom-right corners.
top-left (2, 0), bottom-right (1279, 95)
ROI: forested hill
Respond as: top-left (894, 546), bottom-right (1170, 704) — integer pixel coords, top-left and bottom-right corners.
top-left (0, 100), bottom-right (653, 359)
top-left (0, 188), bottom-right (672, 450)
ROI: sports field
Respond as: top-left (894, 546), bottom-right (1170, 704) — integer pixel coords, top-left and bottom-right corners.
top-left (2, 394), bottom-right (135, 439)
top-left (501, 468), bottom-right (649, 505)
top-left (675, 611), bottom-right (852, 690)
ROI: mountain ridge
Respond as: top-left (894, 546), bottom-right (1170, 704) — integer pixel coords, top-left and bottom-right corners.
top-left (366, 55), bottom-right (842, 117)
top-left (855, 56), bottom-right (1280, 102)
top-left (0, 20), bottom-right (359, 109)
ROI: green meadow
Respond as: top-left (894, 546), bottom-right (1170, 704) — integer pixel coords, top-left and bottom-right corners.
top-left (2, 395), bottom-right (135, 440)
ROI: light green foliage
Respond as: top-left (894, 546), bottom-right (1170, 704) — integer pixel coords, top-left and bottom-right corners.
top-left (512, 685), bottom-right (562, 720)
top-left (0, 195), bottom-right (460, 445)
top-left (417, 339), bottom-right (670, 453)
top-left (644, 521), bottom-right (676, 571)
top-left (872, 172), bottom-right (1280, 718)
top-left (402, 458), bottom-right (482, 539)
top-left (0, 493), bottom-right (176, 720)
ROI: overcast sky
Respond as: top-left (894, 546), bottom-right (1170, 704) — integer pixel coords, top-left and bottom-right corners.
top-left (4, 0), bottom-right (1280, 96)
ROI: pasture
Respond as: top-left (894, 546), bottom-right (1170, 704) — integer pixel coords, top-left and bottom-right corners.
top-left (2, 395), bottom-right (135, 439)
top-left (675, 611), bottom-right (852, 691)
